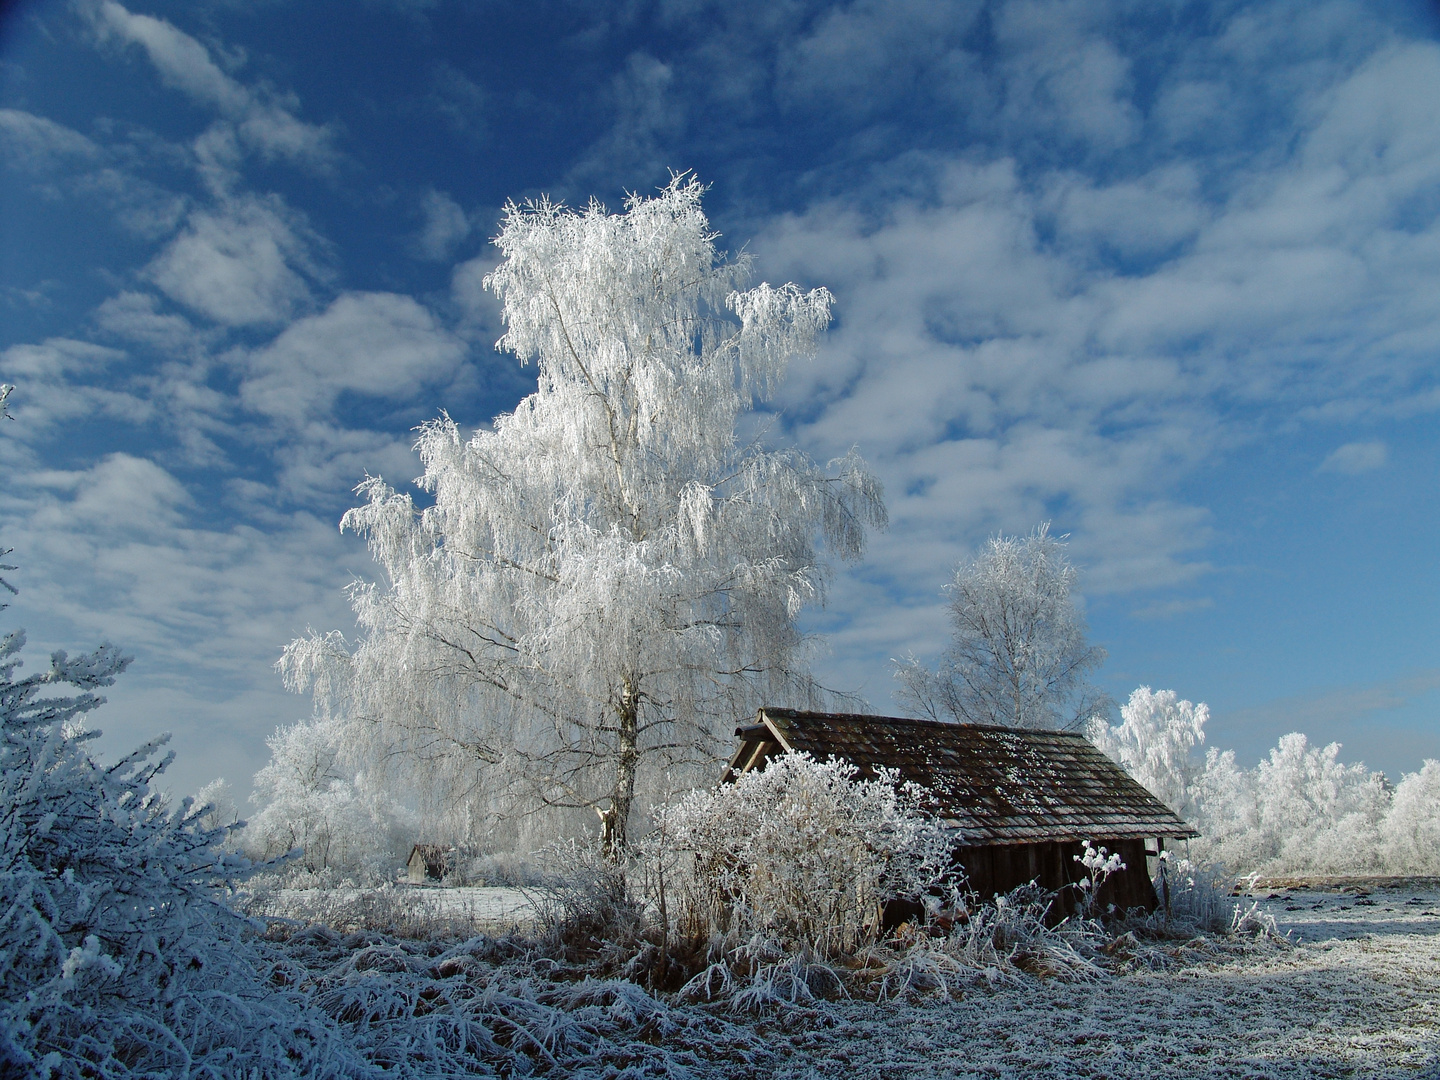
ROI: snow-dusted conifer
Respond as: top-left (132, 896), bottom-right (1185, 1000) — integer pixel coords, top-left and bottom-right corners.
top-left (896, 524), bottom-right (1105, 730)
top-left (282, 175), bottom-right (885, 851)
top-left (0, 630), bottom-right (353, 1077)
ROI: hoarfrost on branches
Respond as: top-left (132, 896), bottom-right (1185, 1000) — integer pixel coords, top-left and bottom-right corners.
top-left (0, 629), bottom-right (356, 1078)
top-left (895, 523), bottom-right (1106, 730)
top-left (659, 752), bottom-right (954, 958)
top-left (1092, 686), bottom-right (1440, 876)
top-left (280, 175), bottom-right (885, 852)
top-left (1088, 685), bottom-right (1208, 821)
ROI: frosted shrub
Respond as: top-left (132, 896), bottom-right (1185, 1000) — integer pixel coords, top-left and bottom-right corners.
top-left (1153, 853), bottom-right (1240, 932)
top-left (660, 753), bottom-right (954, 959)
top-left (0, 630), bottom-right (355, 1078)
top-left (531, 837), bottom-right (647, 965)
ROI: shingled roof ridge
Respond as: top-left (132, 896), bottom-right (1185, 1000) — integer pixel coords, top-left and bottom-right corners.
top-left (758, 706), bottom-right (1092, 740)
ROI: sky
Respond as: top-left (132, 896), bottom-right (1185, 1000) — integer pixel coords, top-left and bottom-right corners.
top-left (2, 0), bottom-right (1439, 802)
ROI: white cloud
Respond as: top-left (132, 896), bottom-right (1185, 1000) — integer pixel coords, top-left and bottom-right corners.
top-left (83, 0), bottom-right (338, 173)
top-left (744, 17), bottom-right (1440, 712)
top-left (568, 52), bottom-right (683, 185)
top-left (239, 291), bottom-right (468, 424)
top-left (88, 1), bottom-right (248, 113)
top-left (413, 189), bottom-right (472, 261)
top-left (0, 108), bottom-right (101, 169)
top-left (30, 453), bottom-right (192, 534)
top-left (0, 339), bottom-right (146, 434)
top-left (0, 454), bottom-right (368, 798)
top-left (146, 196), bottom-right (320, 326)
top-left (1130, 596), bottom-right (1214, 621)
top-left (91, 292), bottom-right (209, 355)
top-left (778, 0), bottom-right (982, 114)
top-left (1319, 440), bottom-right (1387, 474)
top-left (1041, 165), bottom-right (1208, 260)
top-left (0, 109), bottom-right (187, 239)
top-left (992, 2), bottom-right (1141, 152)
top-left (450, 252), bottom-right (502, 337)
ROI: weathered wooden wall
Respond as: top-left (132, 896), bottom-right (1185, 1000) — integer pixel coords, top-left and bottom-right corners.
top-left (954, 837), bottom-right (1157, 919)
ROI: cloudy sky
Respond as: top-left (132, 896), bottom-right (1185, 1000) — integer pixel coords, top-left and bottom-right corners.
top-left (2, 0), bottom-right (1438, 799)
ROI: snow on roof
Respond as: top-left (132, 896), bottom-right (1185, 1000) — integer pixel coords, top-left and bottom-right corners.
top-left (725, 707), bottom-right (1198, 845)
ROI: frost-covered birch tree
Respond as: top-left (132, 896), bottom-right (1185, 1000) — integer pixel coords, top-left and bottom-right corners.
top-left (282, 176), bottom-right (885, 852)
top-left (1088, 686), bottom-right (1208, 820)
top-left (895, 524), bottom-right (1106, 730)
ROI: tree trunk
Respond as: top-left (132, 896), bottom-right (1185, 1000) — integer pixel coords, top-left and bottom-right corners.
top-left (601, 679), bottom-right (640, 859)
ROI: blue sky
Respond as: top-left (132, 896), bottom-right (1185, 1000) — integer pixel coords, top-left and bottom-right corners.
top-left (2, 0), bottom-right (1439, 800)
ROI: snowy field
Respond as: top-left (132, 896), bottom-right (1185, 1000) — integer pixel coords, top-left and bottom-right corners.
top-left (761, 883), bottom-right (1440, 1079)
top-left (252, 880), bottom-right (1440, 1078)
top-left (252, 883), bottom-right (538, 934)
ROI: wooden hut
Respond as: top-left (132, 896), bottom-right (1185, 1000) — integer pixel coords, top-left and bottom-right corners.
top-left (406, 844), bottom-right (451, 885)
top-left (722, 707), bottom-right (1198, 917)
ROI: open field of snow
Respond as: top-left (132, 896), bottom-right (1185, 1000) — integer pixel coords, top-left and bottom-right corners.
top-left (251, 879), bottom-right (1440, 1078)
top-left (251, 884), bottom-right (538, 934)
top-left (762, 883), bottom-right (1440, 1079)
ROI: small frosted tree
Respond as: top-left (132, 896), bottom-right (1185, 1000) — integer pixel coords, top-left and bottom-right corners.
top-left (283, 176), bottom-right (885, 852)
top-left (246, 716), bottom-right (408, 880)
top-left (1383, 761), bottom-right (1440, 873)
top-left (895, 524), bottom-right (1105, 730)
top-left (1248, 733), bottom-right (1389, 873)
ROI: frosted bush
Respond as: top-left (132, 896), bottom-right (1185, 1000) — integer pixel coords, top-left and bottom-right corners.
top-left (1153, 853), bottom-right (1240, 932)
top-left (0, 630), bottom-right (356, 1078)
top-left (659, 753), bottom-right (954, 958)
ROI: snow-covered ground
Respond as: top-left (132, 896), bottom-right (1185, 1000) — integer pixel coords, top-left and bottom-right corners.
top-left (250, 883), bottom-right (537, 935)
top-left (764, 883), bottom-right (1440, 1078)
top-left (253, 880), bottom-right (1440, 1077)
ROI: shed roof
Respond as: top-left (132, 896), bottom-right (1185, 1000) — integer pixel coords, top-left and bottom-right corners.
top-left (724, 707), bottom-right (1198, 845)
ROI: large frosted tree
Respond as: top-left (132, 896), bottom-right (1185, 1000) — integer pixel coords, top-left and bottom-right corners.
top-left (894, 524), bottom-right (1106, 730)
top-left (283, 176), bottom-right (885, 851)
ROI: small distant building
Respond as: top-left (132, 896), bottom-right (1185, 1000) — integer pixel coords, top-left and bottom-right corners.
top-left (723, 707), bottom-right (1198, 917)
top-left (406, 844), bottom-right (451, 885)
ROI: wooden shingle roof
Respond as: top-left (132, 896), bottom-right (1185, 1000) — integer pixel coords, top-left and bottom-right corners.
top-left (724, 707), bottom-right (1198, 845)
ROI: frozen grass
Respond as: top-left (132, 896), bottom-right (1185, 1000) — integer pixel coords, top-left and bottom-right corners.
top-left (260, 925), bottom-right (766, 1078)
top-left (756, 883), bottom-right (1440, 1079)
top-left (246, 881), bottom-right (536, 938)
top-left (246, 881), bottom-right (1440, 1077)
